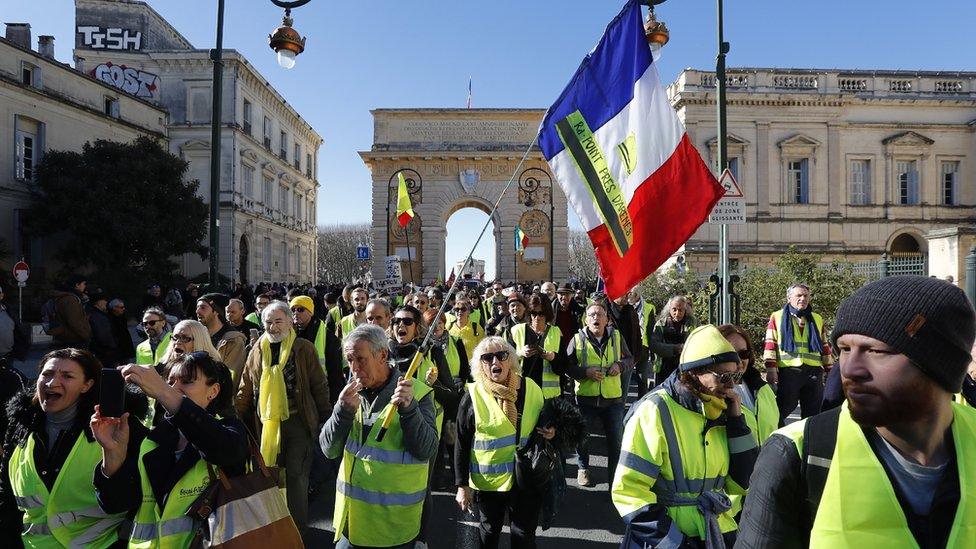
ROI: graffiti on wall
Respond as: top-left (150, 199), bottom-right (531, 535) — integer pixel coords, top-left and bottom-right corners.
top-left (91, 62), bottom-right (159, 99)
top-left (77, 25), bottom-right (143, 50)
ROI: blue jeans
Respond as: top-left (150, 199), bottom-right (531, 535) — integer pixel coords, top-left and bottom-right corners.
top-left (576, 402), bottom-right (625, 485)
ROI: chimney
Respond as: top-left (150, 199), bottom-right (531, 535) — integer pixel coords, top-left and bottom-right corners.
top-left (4, 23), bottom-right (31, 50)
top-left (38, 35), bottom-right (54, 59)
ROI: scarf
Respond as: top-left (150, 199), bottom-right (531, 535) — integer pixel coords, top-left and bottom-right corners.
top-left (258, 328), bottom-right (296, 464)
top-left (695, 390), bottom-right (729, 421)
top-left (482, 372), bottom-right (521, 428)
top-left (780, 303), bottom-right (823, 354)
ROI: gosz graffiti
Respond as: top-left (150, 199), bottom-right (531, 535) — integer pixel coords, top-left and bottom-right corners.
top-left (91, 62), bottom-right (159, 99)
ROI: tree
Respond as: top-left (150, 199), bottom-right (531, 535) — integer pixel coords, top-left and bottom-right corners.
top-left (317, 223), bottom-right (372, 284)
top-left (568, 229), bottom-right (599, 283)
top-left (26, 137), bottom-right (208, 296)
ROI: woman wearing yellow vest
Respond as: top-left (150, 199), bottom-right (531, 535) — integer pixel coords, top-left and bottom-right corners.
top-left (612, 325), bottom-right (759, 549)
top-left (448, 297), bottom-right (485, 357)
top-left (91, 352), bottom-right (248, 548)
top-left (0, 349), bottom-right (129, 548)
top-left (455, 337), bottom-right (554, 549)
top-left (506, 294), bottom-right (566, 400)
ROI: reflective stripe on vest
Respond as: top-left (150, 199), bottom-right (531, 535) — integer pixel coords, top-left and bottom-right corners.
top-left (130, 436), bottom-right (209, 549)
top-left (8, 431), bottom-right (125, 548)
top-left (136, 332), bottom-right (171, 366)
top-left (612, 392), bottom-right (742, 542)
top-left (574, 329), bottom-right (623, 399)
top-left (333, 380), bottom-right (433, 547)
top-left (772, 310), bottom-right (824, 368)
top-left (511, 323), bottom-right (562, 399)
top-left (468, 379), bottom-right (544, 492)
top-left (804, 403), bottom-right (976, 547)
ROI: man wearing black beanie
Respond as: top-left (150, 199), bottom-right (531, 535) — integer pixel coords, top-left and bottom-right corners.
top-left (736, 276), bottom-right (976, 549)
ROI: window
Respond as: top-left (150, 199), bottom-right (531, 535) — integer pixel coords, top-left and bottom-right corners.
top-left (294, 143), bottom-right (301, 170)
top-left (279, 186), bottom-right (288, 214)
top-left (942, 161), bottom-right (959, 205)
top-left (295, 194), bottom-right (303, 221)
top-left (263, 238), bottom-right (272, 272)
top-left (296, 246), bottom-right (302, 275)
top-left (243, 100), bottom-right (252, 135)
top-left (263, 116), bottom-right (272, 149)
top-left (849, 160), bottom-right (870, 205)
top-left (279, 131), bottom-right (288, 160)
top-left (281, 241), bottom-right (289, 274)
top-left (103, 96), bottom-right (119, 118)
top-left (15, 130), bottom-right (36, 181)
top-left (787, 159), bottom-right (809, 203)
top-left (263, 176), bottom-right (273, 205)
top-left (896, 160), bottom-right (919, 205)
top-left (242, 165), bottom-right (255, 197)
top-left (307, 199), bottom-right (314, 223)
top-left (21, 62), bottom-right (35, 86)
top-left (306, 153), bottom-right (313, 178)
top-left (727, 157), bottom-right (739, 182)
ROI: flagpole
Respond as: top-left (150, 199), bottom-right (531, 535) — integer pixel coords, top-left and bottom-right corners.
top-left (404, 219), bottom-right (415, 285)
top-left (375, 137), bottom-right (538, 442)
top-left (716, 0), bottom-right (731, 324)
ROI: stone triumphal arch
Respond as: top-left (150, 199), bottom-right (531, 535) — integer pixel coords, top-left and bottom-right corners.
top-left (362, 109), bottom-right (569, 284)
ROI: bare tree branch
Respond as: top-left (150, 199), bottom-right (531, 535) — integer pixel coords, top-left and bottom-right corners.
top-left (317, 223), bottom-right (372, 284)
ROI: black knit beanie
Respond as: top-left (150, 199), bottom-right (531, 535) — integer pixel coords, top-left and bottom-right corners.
top-left (831, 276), bottom-right (976, 393)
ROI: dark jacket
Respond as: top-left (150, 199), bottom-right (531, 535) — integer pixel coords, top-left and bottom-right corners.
top-left (110, 312), bottom-right (136, 366)
top-left (88, 306), bottom-right (116, 367)
top-left (552, 299), bottom-right (584, 353)
top-left (94, 397), bottom-right (248, 515)
top-left (608, 301), bottom-right (646, 366)
top-left (734, 406), bottom-right (959, 549)
top-left (623, 375), bottom-right (757, 549)
top-left (321, 314), bottom-right (345, 405)
top-left (504, 324), bottom-right (569, 391)
top-left (648, 317), bottom-right (696, 379)
top-left (50, 290), bottom-right (90, 347)
top-left (389, 340), bottom-right (461, 418)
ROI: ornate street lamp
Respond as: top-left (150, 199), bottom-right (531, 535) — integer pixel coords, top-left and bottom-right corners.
top-left (641, 0), bottom-right (670, 50)
top-left (269, 0), bottom-right (311, 69)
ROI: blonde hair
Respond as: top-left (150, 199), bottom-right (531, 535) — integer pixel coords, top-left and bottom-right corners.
top-left (470, 336), bottom-right (521, 384)
top-left (160, 319), bottom-right (222, 365)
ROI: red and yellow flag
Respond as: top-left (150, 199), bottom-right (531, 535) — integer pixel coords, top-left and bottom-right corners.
top-left (396, 172), bottom-right (414, 228)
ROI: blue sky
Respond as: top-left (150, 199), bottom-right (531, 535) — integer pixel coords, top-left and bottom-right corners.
top-left (4, 0), bottom-right (974, 280)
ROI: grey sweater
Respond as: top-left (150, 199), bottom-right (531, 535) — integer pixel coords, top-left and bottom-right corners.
top-left (319, 364), bottom-right (439, 461)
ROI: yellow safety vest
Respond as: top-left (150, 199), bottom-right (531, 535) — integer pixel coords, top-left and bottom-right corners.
top-left (574, 329), bottom-right (623, 399)
top-left (311, 320), bottom-right (327, 373)
top-left (777, 403), bottom-right (976, 548)
top-left (640, 301), bottom-right (657, 347)
top-left (441, 335), bottom-right (462, 381)
top-left (954, 392), bottom-right (974, 408)
top-left (244, 312), bottom-right (260, 326)
top-left (729, 383), bottom-right (778, 516)
top-left (9, 431), bottom-right (126, 548)
top-left (333, 381), bottom-right (434, 547)
top-left (510, 323), bottom-right (562, 399)
top-left (136, 332), bottom-right (171, 366)
top-left (449, 322), bottom-right (484, 361)
top-left (771, 310), bottom-right (825, 368)
top-left (129, 437), bottom-right (210, 549)
top-left (339, 314), bottom-right (359, 340)
top-left (468, 379), bottom-right (544, 492)
top-left (612, 391), bottom-right (750, 542)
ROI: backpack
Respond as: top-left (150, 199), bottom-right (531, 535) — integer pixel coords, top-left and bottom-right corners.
top-left (800, 406), bottom-right (841, 524)
top-left (41, 297), bottom-right (63, 336)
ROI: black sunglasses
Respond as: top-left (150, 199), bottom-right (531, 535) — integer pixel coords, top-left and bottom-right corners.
top-left (704, 370), bottom-right (743, 385)
top-left (479, 350), bottom-right (510, 364)
top-left (453, 307), bottom-right (467, 313)
top-left (392, 317), bottom-right (416, 326)
top-left (737, 350), bottom-right (751, 361)
top-left (529, 311), bottom-right (545, 317)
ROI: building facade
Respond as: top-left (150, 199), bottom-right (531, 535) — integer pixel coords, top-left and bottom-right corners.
top-left (73, 0), bottom-right (322, 285)
top-left (453, 258), bottom-right (486, 280)
top-left (670, 67), bottom-right (976, 273)
top-left (0, 24), bottom-right (167, 284)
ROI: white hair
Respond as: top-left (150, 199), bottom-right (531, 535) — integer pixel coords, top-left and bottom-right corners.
top-left (160, 320), bottom-right (222, 365)
top-left (261, 300), bottom-right (291, 323)
top-left (343, 324), bottom-right (389, 354)
top-left (470, 336), bottom-right (521, 384)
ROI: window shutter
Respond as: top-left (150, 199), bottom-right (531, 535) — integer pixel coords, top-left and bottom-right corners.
top-left (800, 159), bottom-right (810, 203)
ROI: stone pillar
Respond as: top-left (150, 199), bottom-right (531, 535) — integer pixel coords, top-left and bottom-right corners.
top-left (755, 122), bottom-right (770, 217)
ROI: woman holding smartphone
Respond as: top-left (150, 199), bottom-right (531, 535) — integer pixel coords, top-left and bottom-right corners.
top-left (91, 352), bottom-right (248, 548)
top-left (612, 325), bottom-right (759, 548)
top-left (507, 294), bottom-right (566, 400)
top-left (0, 348), bottom-right (129, 548)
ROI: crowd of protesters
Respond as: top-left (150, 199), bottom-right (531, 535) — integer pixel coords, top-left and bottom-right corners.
top-left (0, 272), bottom-right (974, 548)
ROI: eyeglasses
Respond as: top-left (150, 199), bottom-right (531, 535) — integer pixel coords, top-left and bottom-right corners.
top-left (141, 319), bottom-right (163, 327)
top-left (453, 307), bottom-right (467, 313)
top-left (171, 334), bottom-right (193, 344)
top-left (391, 317), bottom-right (416, 326)
top-left (479, 350), bottom-right (510, 364)
top-left (703, 370), bottom-right (743, 385)
top-left (529, 311), bottom-right (545, 317)
top-left (291, 307), bottom-right (307, 314)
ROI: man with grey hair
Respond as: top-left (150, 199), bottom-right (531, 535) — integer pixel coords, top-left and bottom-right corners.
top-left (321, 324), bottom-right (438, 548)
top-left (763, 282), bottom-right (833, 423)
top-left (225, 297), bottom-right (261, 337)
top-left (364, 298), bottom-right (392, 330)
top-left (236, 300), bottom-right (331, 535)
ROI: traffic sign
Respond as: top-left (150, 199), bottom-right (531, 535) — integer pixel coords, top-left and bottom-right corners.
top-left (709, 168), bottom-right (746, 225)
top-left (356, 245), bottom-right (371, 261)
top-left (12, 260), bottom-right (29, 283)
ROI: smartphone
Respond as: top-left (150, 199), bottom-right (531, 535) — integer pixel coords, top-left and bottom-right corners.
top-left (99, 368), bottom-right (126, 418)
top-left (249, 328), bottom-right (259, 341)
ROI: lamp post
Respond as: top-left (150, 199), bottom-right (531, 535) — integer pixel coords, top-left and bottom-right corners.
top-left (519, 168), bottom-right (555, 281)
top-left (716, 0), bottom-right (731, 323)
top-left (268, 0), bottom-right (311, 69)
top-left (386, 169), bottom-right (422, 283)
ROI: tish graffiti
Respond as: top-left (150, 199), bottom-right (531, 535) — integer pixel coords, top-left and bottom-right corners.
top-left (91, 62), bottom-right (159, 98)
top-left (77, 25), bottom-right (142, 50)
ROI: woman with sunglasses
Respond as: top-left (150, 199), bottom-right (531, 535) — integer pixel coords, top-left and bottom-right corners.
top-left (507, 294), bottom-right (566, 400)
top-left (613, 325), bottom-right (759, 549)
top-left (91, 352), bottom-right (248, 549)
top-left (455, 337), bottom-right (554, 549)
top-left (448, 297), bottom-right (484, 358)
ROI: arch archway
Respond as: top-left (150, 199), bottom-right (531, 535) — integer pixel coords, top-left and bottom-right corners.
top-left (886, 229), bottom-right (926, 256)
top-left (443, 198), bottom-right (501, 282)
top-left (238, 235), bottom-right (249, 285)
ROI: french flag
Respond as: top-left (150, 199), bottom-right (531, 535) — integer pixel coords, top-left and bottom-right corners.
top-left (539, 0), bottom-right (723, 300)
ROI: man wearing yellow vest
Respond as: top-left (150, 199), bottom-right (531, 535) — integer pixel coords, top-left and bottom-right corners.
top-left (320, 324), bottom-right (438, 549)
top-left (763, 283), bottom-right (833, 424)
top-left (566, 301), bottom-right (633, 488)
top-left (336, 287), bottom-right (369, 342)
top-left (737, 276), bottom-right (976, 548)
top-left (244, 292), bottom-right (272, 326)
top-left (135, 306), bottom-right (170, 366)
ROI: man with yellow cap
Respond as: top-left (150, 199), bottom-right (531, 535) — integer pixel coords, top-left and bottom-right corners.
top-left (612, 324), bottom-right (759, 549)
